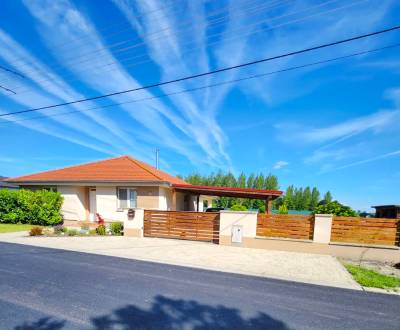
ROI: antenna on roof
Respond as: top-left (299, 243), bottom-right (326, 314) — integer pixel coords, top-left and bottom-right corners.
top-left (155, 148), bottom-right (159, 170)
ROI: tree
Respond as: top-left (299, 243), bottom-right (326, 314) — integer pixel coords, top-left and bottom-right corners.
top-left (310, 187), bottom-right (320, 210)
top-left (313, 201), bottom-right (357, 217)
top-left (284, 185), bottom-right (295, 209)
top-left (302, 186), bottom-right (312, 210)
top-left (237, 172), bottom-right (246, 188)
top-left (293, 187), bottom-right (303, 210)
top-left (264, 174), bottom-right (279, 190)
top-left (323, 191), bottom-right (333, 204)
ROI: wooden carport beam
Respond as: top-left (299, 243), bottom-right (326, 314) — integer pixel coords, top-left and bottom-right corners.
top-left (171, 189), bottom-right (177, 211)
top-left (265, 197), bottom-right (273, 214)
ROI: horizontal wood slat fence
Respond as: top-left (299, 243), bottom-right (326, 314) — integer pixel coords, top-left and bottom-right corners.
top-left (256, 214), bottom-right (314, 240)
top-left (144, 210), bottom-right (220, 243)
top-left (331, 216), bottom-right (400, 246)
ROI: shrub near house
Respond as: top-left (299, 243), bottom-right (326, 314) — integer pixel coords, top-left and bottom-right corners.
top-left (0, 189), bottom-right (63, 226)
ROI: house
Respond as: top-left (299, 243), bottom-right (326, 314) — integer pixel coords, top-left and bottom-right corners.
top-left (0, 176), bottom-right (19, 190)
top-left (5, 156), bottom-right (282, 224)
top-left (372, 205), bottom-right (400, 219)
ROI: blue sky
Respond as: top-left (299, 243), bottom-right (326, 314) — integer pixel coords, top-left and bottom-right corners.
top-left (0, 0), bottom-right (399, 211)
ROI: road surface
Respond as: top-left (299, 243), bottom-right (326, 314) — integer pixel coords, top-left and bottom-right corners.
top-left (0, 242), bottom-right (398, 329)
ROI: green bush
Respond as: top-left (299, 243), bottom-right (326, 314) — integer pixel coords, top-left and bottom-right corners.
top-left (67, 229), bottom-right (78, 236)
top-left (230, 204), bottom-right (247, 211)
top-left (313, 201), bottom-right (357, 217)
top-left (0, 189), bottom-right (63, 226)
top-left (89, 229), bottom-right (97, 235)
top-left (110, 222), bottom-right (123, 235)
top-left (96, 224), bottom-right (106, 236)
top-left (278, 204), bottom-right (289, 214)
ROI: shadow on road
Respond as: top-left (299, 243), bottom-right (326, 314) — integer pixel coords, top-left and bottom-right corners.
top-left (15, 317), bottom-right (65, 330)
top-left (14, 295), bottom-right (289, 330)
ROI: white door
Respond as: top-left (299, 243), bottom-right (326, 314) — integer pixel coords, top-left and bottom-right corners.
top-left (89, 188), bottom-right (97, 221)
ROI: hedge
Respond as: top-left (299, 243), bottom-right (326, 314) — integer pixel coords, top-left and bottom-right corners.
top-left (0, 189), bottom-right (63, 226)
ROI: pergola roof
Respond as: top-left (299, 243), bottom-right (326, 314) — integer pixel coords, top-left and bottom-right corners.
top-left (172, 184), bottom-right (283, 200)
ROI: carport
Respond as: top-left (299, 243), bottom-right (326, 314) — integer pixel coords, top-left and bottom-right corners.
top-left (171, 184), bottom-right (283, 214)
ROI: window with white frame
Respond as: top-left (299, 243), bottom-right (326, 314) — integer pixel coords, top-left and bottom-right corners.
top-left (117, 188), bottom-right (137, 209)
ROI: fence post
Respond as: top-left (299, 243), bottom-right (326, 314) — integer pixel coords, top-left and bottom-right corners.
top-left (219, 211), bottom-right (258, 246)
top-left (124, 208), bottom-right (144, 237)
top-left (313, 214), bottom-right (333, 244)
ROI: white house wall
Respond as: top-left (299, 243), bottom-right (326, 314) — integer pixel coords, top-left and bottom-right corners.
top-left (57, 186), bottom-right (87, 221)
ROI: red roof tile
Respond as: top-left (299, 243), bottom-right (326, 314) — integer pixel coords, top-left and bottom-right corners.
top-left (7, 156), bottom-right (187, 185)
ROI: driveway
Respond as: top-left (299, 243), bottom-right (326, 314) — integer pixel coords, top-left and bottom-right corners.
top-left (0, 232), bottom-right (359, 289)
top-left (0, 242), bottom-right (399, 330)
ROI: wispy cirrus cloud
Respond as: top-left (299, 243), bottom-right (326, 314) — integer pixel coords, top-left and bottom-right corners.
top-left (21, 0), bottom-right (236, 169)
top-left (273, 160), bottom-right (289, 169)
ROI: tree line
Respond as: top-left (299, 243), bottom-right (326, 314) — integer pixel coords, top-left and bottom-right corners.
top-left (181, 172), bottom-right (333, 212)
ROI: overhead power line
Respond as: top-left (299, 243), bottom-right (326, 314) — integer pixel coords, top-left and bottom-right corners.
top-left (0, 65), bottom-right (25, 79)
top-left (0, 84), bottom-right (16, 94)
top-left (1, 43), bottom-right (398, 126)
top-left (1, 24), bottom-right (399, 118)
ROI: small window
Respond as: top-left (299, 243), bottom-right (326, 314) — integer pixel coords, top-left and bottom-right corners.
top-left (117, 188), bottom-right (137, 209)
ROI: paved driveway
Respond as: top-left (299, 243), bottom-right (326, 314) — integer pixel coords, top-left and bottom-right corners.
top-left (0, 232), bottom-right (358, 289)
top-left (0, 242), bottom-right (399, 330)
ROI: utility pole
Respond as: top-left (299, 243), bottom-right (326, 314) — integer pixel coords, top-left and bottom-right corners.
top-left (155, 148), bottom-right (159, 170)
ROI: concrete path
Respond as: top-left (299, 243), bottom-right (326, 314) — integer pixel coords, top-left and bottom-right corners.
top-left (0, 232), bottom-right (360, 290)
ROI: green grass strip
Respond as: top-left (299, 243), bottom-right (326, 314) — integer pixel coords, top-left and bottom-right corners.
top-left (0, 223), bottom-right (34, 233)
top-left (345, 264), bottom-right (400, 289)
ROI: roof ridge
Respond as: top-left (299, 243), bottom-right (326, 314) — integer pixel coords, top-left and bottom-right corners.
top-left (125, 156), bottom-right (164, 181)
top-left (7, 155), bottom-right (125, 181)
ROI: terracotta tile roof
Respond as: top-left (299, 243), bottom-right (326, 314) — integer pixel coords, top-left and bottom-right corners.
top-left (7, 156), bottom-right (187, 185)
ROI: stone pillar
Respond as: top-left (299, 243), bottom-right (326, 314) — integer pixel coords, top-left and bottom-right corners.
top-left (219, 211), bottom-right (258, 246)
top-left (313, 214), bottom-right (333, 244)
top-left (124, 208), bottom-right (144, 237)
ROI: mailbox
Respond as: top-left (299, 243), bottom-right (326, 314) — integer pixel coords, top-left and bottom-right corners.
top-left (232, 225), bottom-right (243, 243)
top-left (127, 208), bottom-right (135, 219)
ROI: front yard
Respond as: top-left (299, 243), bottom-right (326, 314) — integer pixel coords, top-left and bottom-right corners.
top-left (0, 223), bottom-right (35, 233)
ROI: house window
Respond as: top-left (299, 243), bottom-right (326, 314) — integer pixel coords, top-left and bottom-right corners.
top-left (117, 188), bottom-right (137, 209)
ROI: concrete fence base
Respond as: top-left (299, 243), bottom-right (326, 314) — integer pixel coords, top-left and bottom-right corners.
top-left (124, 208), bottom-right (144, 238)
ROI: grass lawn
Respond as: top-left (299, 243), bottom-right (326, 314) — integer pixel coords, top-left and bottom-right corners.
top-left (0, 223), bottom-right (35, 233)
top-left (345, 264), bottom-right (400, 289)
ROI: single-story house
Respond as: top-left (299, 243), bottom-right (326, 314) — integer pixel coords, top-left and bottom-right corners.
top-left (5, 156), bottom-right (282, 224)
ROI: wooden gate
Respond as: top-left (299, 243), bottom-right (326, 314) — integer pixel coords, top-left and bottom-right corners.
top-left (144, 210), bottom-right (220, 243)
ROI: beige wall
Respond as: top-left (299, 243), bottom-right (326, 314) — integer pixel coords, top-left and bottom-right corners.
top-left (57, 186), bottom-right (87, 221)
top-left (137, 186), bottom-right (159, 209)
top-left (219, 211), bottom-right (258, 245)
top-left (55, 185), bottom-right (164, 222)
top-left (95, 186), bottom-right (161, 221)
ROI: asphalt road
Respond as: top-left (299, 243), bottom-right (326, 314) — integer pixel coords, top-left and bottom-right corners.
top-left (0, 242), bottom-right (399, 330)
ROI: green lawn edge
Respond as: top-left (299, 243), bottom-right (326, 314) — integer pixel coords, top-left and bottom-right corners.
top-left (0, 223), bottom-right (35, 233)
top-left (345, 264), bottom-right (400, 289)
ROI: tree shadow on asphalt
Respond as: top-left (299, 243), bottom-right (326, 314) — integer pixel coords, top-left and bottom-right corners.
top-left (14, 317), bottom-right (65, 330)
top-left (91, 295), bottom-right (289, 330)
top-left (13, 295), bottom-right (289, 330)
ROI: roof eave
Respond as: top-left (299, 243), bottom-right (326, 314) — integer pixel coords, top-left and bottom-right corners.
top-left (7, 180), bottom-right (173, 187)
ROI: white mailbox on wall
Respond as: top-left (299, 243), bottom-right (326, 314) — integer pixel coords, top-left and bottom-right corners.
top-left (232, 225), bottom-right (243, 243)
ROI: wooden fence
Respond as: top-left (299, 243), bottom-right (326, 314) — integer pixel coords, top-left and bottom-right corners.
top-left (144, 210), bottom-right (220, 243)
top-left (331, 216), bottom-right (400, 246)
top-left (256, 214), bottom-right (314, 240)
